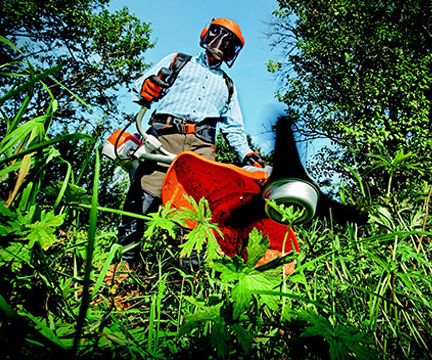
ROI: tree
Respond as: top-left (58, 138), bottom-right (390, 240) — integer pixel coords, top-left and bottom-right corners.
top-left (1, 0), bottom-right (154, 222)
top-left (268, 0), bottom-right (432, 196)
top-left (0, 0), bottom-right (154, 133)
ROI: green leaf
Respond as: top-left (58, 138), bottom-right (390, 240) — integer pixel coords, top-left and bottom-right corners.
top-left (292, 310), bottom-right (378, 360)
top-left (0, 293), bottom-right (19, 320)
top-left (177, 196), bottom-right (222, 261)
top-left (182, 295), bottom-right (223, 316)
top-left (143, 202), bottom-right (179, 239)
top-left (212, 255), bottom-right (245, 282)
top-left (180, 296), bottom-right (223, 334)
top-left (231, 323), bottom-right (252, 353)
top-left (211, 230), bottom-right (285, 318)
top-left (18, 306), bottom-right (67, 349)
top-left (0, 202), bottom-right (21, 236)
top-left (264, 200), bottom-right (305, 225)
top-left (24, 210), bottom-right (65, 250)
top-left (0, 63), bottom-right (63, 105)
top-left (211, 319), bottom-right (230, 358)
top-left (245, 228), bottom-right (270, 268)
top-left (0, 133), bottom-right (94, 166)
top-left (55, 181), bottom-right (92, 205)
top-left (0, 242), bottom-right (32, 268)
top-left (0, 119), bottom-right (44, 154)
top-left (232, 271), bottom-right (282, 318)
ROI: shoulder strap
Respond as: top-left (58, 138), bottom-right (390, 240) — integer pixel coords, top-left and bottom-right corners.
top-left (167, 52), bottom-right (192, 86)
top-left (168, 52), bottom-right (234, 105)
top-left (222, 71), bottom-right (234, 106)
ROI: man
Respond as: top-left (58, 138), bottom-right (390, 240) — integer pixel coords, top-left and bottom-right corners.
top-left (118, 18), bottom-right (265, 267)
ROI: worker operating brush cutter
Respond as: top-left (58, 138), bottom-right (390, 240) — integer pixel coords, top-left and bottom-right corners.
top-left (115, 18), bottom-right (266, 269)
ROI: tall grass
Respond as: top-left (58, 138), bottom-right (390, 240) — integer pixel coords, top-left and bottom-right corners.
top-left (1, 37), bottom-right (431, 360)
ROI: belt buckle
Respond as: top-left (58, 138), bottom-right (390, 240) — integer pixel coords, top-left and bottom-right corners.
top-left (183, 122), bottom-right (196, 134)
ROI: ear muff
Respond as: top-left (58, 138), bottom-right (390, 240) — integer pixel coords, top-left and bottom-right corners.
top-left (200, 27), bottom-right (209, 41)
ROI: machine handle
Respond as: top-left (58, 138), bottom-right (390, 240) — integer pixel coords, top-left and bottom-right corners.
top-left (134, 67), bottom-right (177, 164)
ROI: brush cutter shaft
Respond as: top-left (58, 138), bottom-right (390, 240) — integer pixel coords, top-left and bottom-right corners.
top-left (134, 107), bottom-right (176, 164)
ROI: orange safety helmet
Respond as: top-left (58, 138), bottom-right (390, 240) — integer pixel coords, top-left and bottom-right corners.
top-left (200, 18), bottom-right (245, 67)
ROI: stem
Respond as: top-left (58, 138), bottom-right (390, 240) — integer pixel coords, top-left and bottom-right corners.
top-left (281, 222), bottom-right (293, 311)
top-left (417, 184), bottom-right (432, 253)
top-left (72, 151), bottom-right (100, 354)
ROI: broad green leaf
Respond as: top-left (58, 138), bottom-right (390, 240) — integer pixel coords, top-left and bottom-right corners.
top-left (232, 271), bottom-right (282, 318)
top-left (45, 181), bottom-right (91, 205)
top-left (24, 211), bottom-right (65, 250)
top-left (245, 228), bottom-right (269, 268)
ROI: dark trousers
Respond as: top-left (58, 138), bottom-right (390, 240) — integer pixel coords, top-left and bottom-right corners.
top-left (117, 132), bottom-right (215, 266)
top-left (117, 167), bottom-right (161, 266)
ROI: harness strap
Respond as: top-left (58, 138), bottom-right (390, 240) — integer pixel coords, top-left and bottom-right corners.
top-left (167, 53), bottom-right (192, 87)
top-left (149, 114), bottom-right (217, 143)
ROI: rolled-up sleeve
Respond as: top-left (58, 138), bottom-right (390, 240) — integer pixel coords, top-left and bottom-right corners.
top-left (218, 85), bottom-right (253, 160)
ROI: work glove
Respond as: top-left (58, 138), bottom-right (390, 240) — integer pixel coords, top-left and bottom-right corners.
top-left (244, 151), bottom-right (265, 168)
top-left (140, 75), bottom-right (169, 108)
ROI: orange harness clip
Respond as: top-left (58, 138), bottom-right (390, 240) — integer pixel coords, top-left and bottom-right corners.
top-left (183, 123), bottom-right (197, 134)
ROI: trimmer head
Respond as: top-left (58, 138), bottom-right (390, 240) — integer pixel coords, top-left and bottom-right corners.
top-left (263, 178), bottom-right (319, 225)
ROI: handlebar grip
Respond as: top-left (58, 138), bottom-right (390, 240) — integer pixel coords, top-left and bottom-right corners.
top-left (155, 67), bottom-right (172, 85)
top-left (155, 67), bottom-right (172, 97)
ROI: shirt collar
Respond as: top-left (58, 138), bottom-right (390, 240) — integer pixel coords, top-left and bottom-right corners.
top-left (197, 50), bottom-right (223, 70)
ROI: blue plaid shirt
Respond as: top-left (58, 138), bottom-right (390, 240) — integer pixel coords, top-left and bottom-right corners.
top-left (132, 50), bottom-right (253, 160)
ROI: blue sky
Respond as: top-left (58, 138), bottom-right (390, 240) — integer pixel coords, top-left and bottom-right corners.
top-left (109, 0), bottom-right (286, 154)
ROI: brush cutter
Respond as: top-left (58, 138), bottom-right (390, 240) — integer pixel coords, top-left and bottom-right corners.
top-left (102, 70), bottom-right (319, 225)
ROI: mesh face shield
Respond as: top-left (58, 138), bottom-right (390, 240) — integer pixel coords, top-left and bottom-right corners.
top-left (201, 24), bottom-right (243, 67)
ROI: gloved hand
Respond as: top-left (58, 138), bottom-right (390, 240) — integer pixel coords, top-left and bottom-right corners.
top-left (140, 75), bottom-right (169, 108)
top-left (244, 151), bottom-right (265, 168)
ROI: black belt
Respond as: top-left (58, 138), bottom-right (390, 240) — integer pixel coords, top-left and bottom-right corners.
top-left (149, 113), bottom-right (218, 143)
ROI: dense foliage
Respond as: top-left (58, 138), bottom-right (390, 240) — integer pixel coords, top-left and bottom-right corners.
top-left (1, 1), bottom-right (431, 359)
top-left (268, 0), bottom-right (431, 197)
top-left (0, 0), bottom-right (151, 222)
top-left (0, 0), bottom-right (154, 132)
